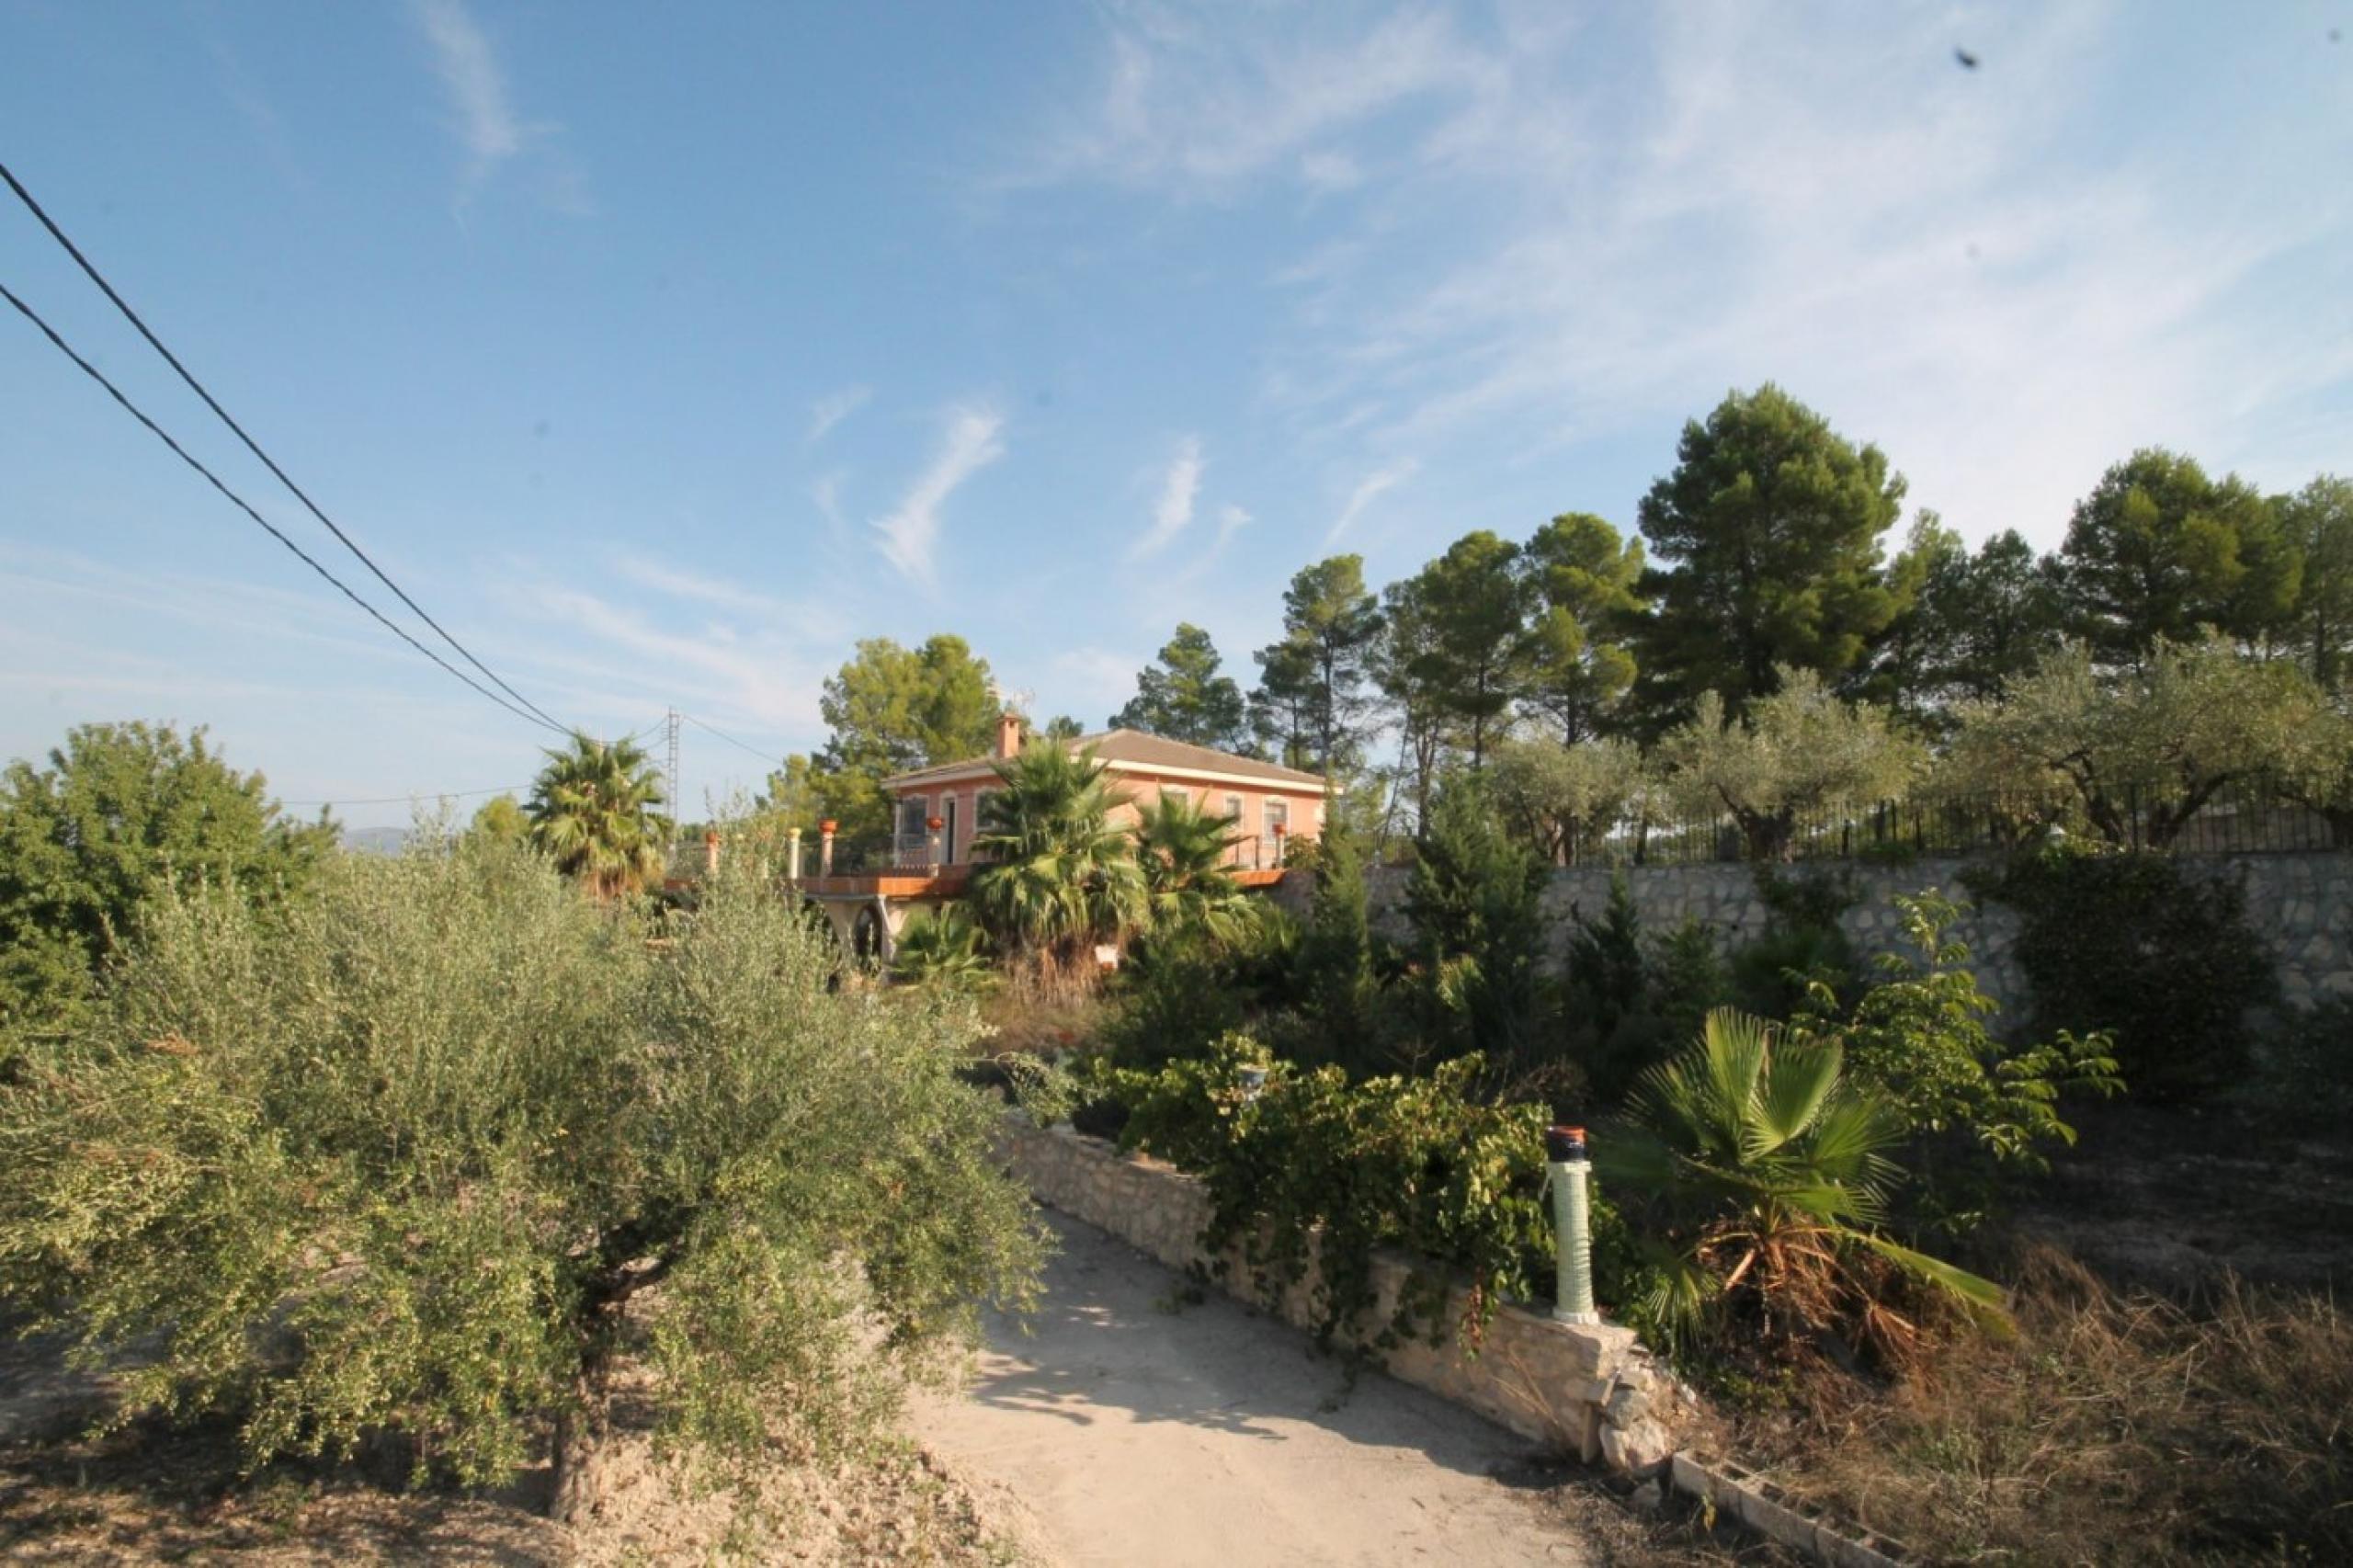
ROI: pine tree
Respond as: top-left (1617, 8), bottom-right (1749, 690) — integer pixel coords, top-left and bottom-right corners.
top-left (1250, 555), bottom-right (1383, 774)
top-left (1631, 385), bottom-right (1908, 729)
top-left (1112, 624), bottom-right (1252, 751)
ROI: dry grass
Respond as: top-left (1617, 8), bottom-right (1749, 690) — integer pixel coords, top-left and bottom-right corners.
top-left (975, 972), bottom-right (1106, 1060)
top-left (1755, 1246), bottom-right (2353, 1563)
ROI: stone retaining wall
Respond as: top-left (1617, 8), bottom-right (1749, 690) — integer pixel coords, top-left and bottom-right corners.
top-left (1278, 849), bottom-right (2353, 1024)
top-left (997, 1116), bottom-right (1682, 1474)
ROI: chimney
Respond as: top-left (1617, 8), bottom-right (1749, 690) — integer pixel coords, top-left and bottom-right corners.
top-left (996, 712), bottom-right (1026, 759)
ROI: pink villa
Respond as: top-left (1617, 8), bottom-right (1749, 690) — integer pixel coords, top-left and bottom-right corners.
top-left (790, 714), bottom-right (1329, 961)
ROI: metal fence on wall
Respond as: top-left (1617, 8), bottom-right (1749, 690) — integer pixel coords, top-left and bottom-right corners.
top-left (1576, 773), bottom-right (2349, 868)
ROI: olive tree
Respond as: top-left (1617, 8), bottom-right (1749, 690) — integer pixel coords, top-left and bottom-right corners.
top-left (1486, 735), bottom-right (1652, 865)
top-left (1658, 666), bottom-right (1923, 860)
top-left (1938, 635), bottom-right (2344, 848)
top-left (0, 836), bottom-right (1042, 1520)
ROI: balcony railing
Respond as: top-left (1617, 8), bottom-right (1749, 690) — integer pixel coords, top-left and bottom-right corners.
top-left (1222, 834), bottom-right (1288, 870)
top-left (800, 828), bottom-right (1302, 879)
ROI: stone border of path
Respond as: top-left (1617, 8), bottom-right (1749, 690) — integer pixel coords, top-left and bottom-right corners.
top-left (1000, 1116), bottom-right (1918, 1568)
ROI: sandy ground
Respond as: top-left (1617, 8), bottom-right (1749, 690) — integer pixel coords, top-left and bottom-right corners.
top-left (0, 1325), bottom-right (1031, 1565)
top-left (912, 1210), bottom-right (1597, 1568)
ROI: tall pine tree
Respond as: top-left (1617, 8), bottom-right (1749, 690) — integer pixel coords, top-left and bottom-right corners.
top-left (1112, 623), bottom-right (1252, 751)
top-left (1631, 385), bottom-right (1908, 731)
top-left (2058, 448), bottom-right (2300, 666)
top-left (1249, 554), bottom-right (1383, 775)
top-left (1518, 512), bottom-right (1647, 742)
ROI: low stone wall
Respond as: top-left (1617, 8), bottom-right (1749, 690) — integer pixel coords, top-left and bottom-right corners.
top-left (1279, 847), bottom-right (2353, 1024)
top-left (997, 1116), bottom-right (1681, 1474)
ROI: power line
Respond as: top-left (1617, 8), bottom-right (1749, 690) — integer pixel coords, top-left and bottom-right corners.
top-left (279, 719), bottom-right (667, 807)
top-left (1, 158), bottom-right (570, 735)
top-left (0, 280), bottom-right (568, 736)
top-left (274, 714), bottom-right (757, 812)
top-left (279, 784), bottom-right (527, 808)
top-left (679, 710), bottom-right (782, 767)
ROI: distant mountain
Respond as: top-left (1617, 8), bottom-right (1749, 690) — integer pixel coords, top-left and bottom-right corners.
top-left (341, 825), bottom-right (411, 856)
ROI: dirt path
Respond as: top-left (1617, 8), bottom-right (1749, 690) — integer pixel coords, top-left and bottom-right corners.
top-left (912, 1211), bottom-right (1595, 1568)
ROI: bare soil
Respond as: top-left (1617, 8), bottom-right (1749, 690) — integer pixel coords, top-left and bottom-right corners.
top-left (0, 1330), bottom-right (1038, 1565)
top-left (2006, 1099), bottom-right (2353, 1294)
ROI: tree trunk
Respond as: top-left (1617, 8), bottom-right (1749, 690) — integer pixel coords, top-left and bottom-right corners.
top-left (551, 1365), bottom-right (612, 1528)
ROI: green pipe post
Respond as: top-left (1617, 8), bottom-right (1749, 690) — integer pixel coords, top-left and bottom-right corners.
top-left (1548, 1125), bottom-right (1600, 1325)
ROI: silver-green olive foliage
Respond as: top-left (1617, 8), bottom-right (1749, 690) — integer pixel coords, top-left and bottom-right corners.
top-left (0, 836), bottom-right (1043, 1494)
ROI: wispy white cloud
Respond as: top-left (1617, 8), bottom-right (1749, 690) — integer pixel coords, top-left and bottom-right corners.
top-left (807, 385), bottom-right (872, 443)
top-left (523, 585), bottom-right (821, 734)
top-left (415, 0), bottom-right (519, 170)
top-left (871, 407), bottom-right (1006, 587)
top-left (608, 553), bottom-right (844, 638)
top-left (1014, 8), bottom-right (1485, 194)
top-left (1297, 150), bottom-right (1364, 193)
top-left (1132, 436), bottom-right (1204, 558)
top-left (204, 33), bottom-right (308, 189)
top-left (810, 472), bottom-right (849, 539)
top-left (1165, 503), bottom-right (1256, 595)
top-left (1026, 5), bottom-right (2353, 550)
top-left (1324, 460), bottom-right (1416, 547)
top-left (411, 0), bottom-right (587, 210)
top-left (1047, 645), bottom-right (1142, 724)
top-left (0, 541), bottom-right (420, 670)
top-left (1212, 503), bottom-right (1252, 555)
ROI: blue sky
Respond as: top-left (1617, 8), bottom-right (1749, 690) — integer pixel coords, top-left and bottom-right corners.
top-left (4, 2), bottom-right (2348, 827)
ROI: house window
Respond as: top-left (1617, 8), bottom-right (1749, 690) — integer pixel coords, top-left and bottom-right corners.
top-left (1264, 798), bottom-right (1289, 836)
top-left (972, 789), bottom-right (998, 861)
top-left (896, 795), bottom-right (928, 840)
top-left (944, 794), bottom-right (961, 861)
top-left (1160, 785), bottom-right (1188, 810)
top-left (1222, 793), bottom-right (1245, 826)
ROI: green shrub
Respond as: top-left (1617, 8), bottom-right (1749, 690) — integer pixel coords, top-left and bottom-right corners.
top-left (1292, 814), bottom-right (1389, 1074)
top-left (1651, 917), bottom-right (1730, 1051)
top-left (1791, 892), bottom-right (2120, 1232)
top-left (1729, 868), bottom-right (1856, 1019)
top-left (1403, 780), bottom-right (1552, 1068)
top-left (1088, 1035), bottom-right (1633, 1349)
top-left (0, 722), bottom-right (336, 1028)
top-left (1559, 875), bottom-right (1730, 1109)
top-left (0, 836), bottom-right (1042, 1515)
top-left (1977, 846), bottom-right (2273, 1102)
top-left (1100, 935), bottom-right (1249, 1069)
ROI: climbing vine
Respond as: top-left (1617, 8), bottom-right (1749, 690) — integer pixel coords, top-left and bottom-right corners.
top-left (1082, 1034), bottom-right (1642, 1352)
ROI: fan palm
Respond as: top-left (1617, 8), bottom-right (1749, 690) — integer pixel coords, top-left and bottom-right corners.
top-left (967, 743), bottom-right (1147, 975)
top-left (892, 904), bottom-right (994, 992)
top-left (1598, 1007), bottom-right (2005, 1358)
top-left (526, 732), bottom-right (671, 899)
top-left (1132, 791), bottom-right (1262, 947)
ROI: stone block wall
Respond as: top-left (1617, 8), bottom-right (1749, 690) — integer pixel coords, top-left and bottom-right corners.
top-left (1278, 848), bottom-right (2353, 1025)
top-left (998, 1117), bottom-right (1683, 1474)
